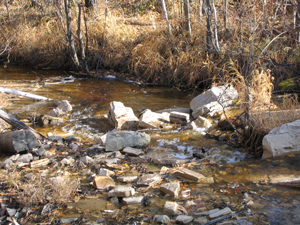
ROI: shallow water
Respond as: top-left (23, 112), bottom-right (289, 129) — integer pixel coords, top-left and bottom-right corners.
top-left (1, 65), bottom-right (300, 224)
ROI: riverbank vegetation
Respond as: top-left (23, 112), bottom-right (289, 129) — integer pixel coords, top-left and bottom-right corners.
top-left (1, 1), bottom-right (300, 156)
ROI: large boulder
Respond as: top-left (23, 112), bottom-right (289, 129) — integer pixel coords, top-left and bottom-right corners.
top-left (139, 109), bottom-right (170, 129)
top-left (190, 85), bottom-right (238, 119)
top-left (105, 130), bottom-right (150, 152)
top-left (108, 101), bottom-right (139, 130)
top-left (262, 120), bottom-right (300, 159)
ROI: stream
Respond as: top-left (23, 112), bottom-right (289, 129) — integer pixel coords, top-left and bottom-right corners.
top-left (1, 65), bottom-right (300, 225)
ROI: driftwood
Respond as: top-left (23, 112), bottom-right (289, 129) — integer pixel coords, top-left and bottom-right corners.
top-left (0, 130), bottom-right (40, 153)
top-left (0, 87), bottom-right (53, 101)
top-left (0, 109), bottom-right (46, 139)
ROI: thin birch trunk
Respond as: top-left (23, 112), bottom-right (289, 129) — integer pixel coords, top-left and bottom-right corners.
top-left (297, 0), bottom-right (300, 42)
top-left (77, 2), bottom-right (89, 73)
top-left (64, 0), bottom-right (80, 70)
top-left (199, 0), bottom-right (203, 21)
top-left (184, 0), bottom-right (192, 36)
top-left (223, 0), bottom-right (227, 30)
top-left (204, 0), bottom-right (212, 55)
top-left (161, 0), bottom-right (172, 34)
top-left (212, 0), bottom-right (220, 52)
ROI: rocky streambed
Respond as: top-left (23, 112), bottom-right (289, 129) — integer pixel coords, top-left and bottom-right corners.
top-left (0, 69), bottom-right (300, 225)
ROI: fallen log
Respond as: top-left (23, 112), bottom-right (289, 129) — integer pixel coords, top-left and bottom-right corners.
top-left (0, 130), bottom-right (40, 153)
top-left (0, 87), bottom-right (53, 101)
top-left (0, 109), bottom-right (46, 139)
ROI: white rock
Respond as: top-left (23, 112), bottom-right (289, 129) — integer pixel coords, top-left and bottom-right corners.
top-left (137, 173), bottom-right (162, 187)
top-left (122, 196), bottom-right (144, 205)
top-left (169, 112), bottom-right (191, 125)
top-left (153, 215), bottom-right (170, 224)
top-left (117, 175), bottom-right (138, 183)
top-left (47, 100), bottom-right (72, 117)
top-left (190, 85), bottom-right (238, 118)
top-left (108, 101), bottom-right (139, 130)
top-left (262, 120), bottom-right (300, 159)
top-left (160, 182), bottom-right (180, 197)
top-left (123, 147), bottom-right (144, 156)
top-left (139, 109), bottom-right (170, 129)
top-left (176, 215), bottom-right (194, 224)
top-left (209, 207), bottom-right (232, 219)
top-left (108, 185), bottom-right (135, 197)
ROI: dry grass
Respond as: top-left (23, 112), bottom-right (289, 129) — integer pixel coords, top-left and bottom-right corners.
top-left (16, 173), bottom-right (80, 207)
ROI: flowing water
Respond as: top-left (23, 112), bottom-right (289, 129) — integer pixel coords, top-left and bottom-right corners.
top-left (1, 66), bottom-right (300, 224)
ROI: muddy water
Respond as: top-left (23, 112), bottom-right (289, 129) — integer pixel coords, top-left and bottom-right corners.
top-left (1, 66), bottom-right (300, 224)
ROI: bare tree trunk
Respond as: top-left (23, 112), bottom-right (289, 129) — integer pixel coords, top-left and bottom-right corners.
top-left (102, 0), bottom-right (108, 46)
top-left (184, 0), bottom-right (192, 36)
top-left (204, 0), bottom-right (212, 55)
top-left (223, 0), bottom-right (227, 30)
top-left (297, 0), bottom-right (300, 42)
top-left (77, 2), bottom-right (89, 73)
top-left (5, 0), bottom-right (10, 19)
top-left (161, 0), bottom-right (172, 34)
top-left (212, 0), bottom-right (220, 52)
top-left (199, 0), bottom-right (203, 21)
top-left (64, 0), bottom-right (81, 70)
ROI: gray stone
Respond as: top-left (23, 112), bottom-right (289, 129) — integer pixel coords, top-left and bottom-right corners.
top-left (94, 176), bottom-right (115, 189)
top-left (34, 147), bottom-right (47, 157)
top-left (108, 101), bottom-right (139, 130)
top-left (17, 153), bottom-right (33, 163)
top-left (6, 208), bottom-right (16, 217)
top-left (117, 175), bottom-right (138, 183)
top-left (173, 168), bottom-right (206, 182)
top-left (195, 208), bottom-right (220, 216)
top-left (139, 109), bottom-right (170, 129)
top-left (108, 185), bottom-right (135, 197)
top-left (99, 168), bottom-right (115, 176)
top-left (190, 85), bottom-right (238, 118)
top-left (152, 158), bottom-right (189, 165)
top-left (160, 182), bottom-right (180, 197)
top-left (80, 156), bottom-right (94, 164)
top-left (123, 147), bottom-right (144, 156)
top-left (105, 158), bottom-right (120, 164)
top-left (60, 157), bottom-right (75, 166)
top-left (209, 207), bottom-right (232, 219)
top-left (137, 173), bottom-right (162, 187)
top-left (175, 215), bottom-right (194, 224)
top-left (194, 217), bottom-right (209, 225)
top-left (1, 158), bottom-right (14, 169)
top-left (60, 218), bottom-right (78, 224)
top-left (262, 120), bottom-right (300, 159)
top-left (105, 130), bottom-right (150, 152)
top-left (170, 111), bottom-right (191, 125)
top-left (47, 100), bottom-right (72, 117)
top-left (122, 196), bottom-right (144, 205)
top-left (153, 215), bottom-right (170, 224)
top-left (164, 201), bottom-right (178, 215)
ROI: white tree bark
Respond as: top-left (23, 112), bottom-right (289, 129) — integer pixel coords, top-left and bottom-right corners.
top-left (161, 0), bottom-right (172, 34)
top-left (0, 87), bottom-right (53, 101)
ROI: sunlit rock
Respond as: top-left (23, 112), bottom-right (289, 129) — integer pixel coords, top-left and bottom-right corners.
top-left (105, 130), bottom-right (150, 152)
top-left (173, 168), bottom-right (206, 183)
top-left (108, 185), bottom-right (135, 197)
top-left (139, 109), bottom-right (170, 129)
top-left (190, 85), bottom-right (238, 119)
top-left (47, 100), bottom-right (72, 117)
top-left (117, 175), bottom-right (138, 183)
top-left (209, 207), bottom-right (232, 219)
top-left (137, 173), bottom-right (162, 187)
top-left (122, 147), bottom-right (144, 156)
top-left (160, 182), bottom-right (180, 197)
top-left (188, 116), bottom-right (212, 130)
top-left (262, 120), bottom-right (300, 159)
top-left (94, 176), bottom-right (115, 189)
top-left (108, 101), bottom-right (139, 130)
top-left (169, 111), bottom-right (191, 125)
top-left (123, 196), bottom-right (144, 205)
